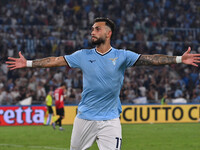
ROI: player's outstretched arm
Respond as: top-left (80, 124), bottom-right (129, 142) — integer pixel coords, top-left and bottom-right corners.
top-left (135, 47), bottom-right (200, 67)
top-left (6, 51), bottom-right (67, 70)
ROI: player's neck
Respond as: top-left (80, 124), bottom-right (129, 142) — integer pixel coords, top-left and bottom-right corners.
top-left (96, 43), bottom-right (112, 55)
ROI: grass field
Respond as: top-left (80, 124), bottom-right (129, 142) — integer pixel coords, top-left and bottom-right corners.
top-left (0, 123), bottom-right (200, 150)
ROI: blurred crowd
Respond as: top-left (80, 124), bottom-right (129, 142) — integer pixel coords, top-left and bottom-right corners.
top-left (0, 0), bottom-right (200, 105)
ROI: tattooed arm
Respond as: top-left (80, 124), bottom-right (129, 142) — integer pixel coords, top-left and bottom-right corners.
top-left (6, 51), bottom-right (68, 70)
top-left (136, 54), bottom-right (176, 66)
top-left (32, 56), bottom-right (67, 68)
top-left (135, 47), bottom-right (200, 67)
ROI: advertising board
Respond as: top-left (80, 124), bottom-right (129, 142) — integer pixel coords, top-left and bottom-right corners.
top-left (1, 105), bottom-right (199, 126)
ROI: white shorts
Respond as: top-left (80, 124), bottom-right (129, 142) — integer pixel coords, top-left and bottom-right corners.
top-left (70, 117), bottom-right (122, 150)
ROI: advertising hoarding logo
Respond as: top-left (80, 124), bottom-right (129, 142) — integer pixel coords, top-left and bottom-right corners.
top-left (0, 106), bottom-right (45, 126)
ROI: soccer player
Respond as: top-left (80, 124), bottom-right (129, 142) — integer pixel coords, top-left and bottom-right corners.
top-left (52, 83), bottom-right (66, 131)
top-left (6, 17), bottom-right (200, 150)
top-left (44, 90), bottom-right (55, 125)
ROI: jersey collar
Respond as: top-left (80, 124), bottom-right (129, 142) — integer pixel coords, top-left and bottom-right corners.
top-left (95, 47), bottom-right (112, 56)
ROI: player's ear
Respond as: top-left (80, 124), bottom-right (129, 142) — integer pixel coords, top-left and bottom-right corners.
top-left (107, 30), bottom-right (112, 39)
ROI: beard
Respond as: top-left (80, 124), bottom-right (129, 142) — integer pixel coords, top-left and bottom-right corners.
top-left (91, 37), bottom-right (106, 45)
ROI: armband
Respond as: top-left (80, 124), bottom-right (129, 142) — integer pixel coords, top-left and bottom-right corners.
top-left (26, 60), bottom-right (33, 67)
top-left (176, 56), bottom-right (182, 64)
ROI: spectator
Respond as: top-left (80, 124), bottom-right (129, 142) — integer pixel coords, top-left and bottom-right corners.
top-left (1, 0), bottom-right (200, 105)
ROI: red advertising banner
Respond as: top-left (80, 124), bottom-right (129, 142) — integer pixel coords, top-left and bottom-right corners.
top-left (0, 106), bottom-right (46, 126)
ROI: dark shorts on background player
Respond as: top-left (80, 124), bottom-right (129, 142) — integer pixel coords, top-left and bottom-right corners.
top-left (56, 108), bottom-right (64, 116)
top-left (47, 106), bottom-right (53, 114)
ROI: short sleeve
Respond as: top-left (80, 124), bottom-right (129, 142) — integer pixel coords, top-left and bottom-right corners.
top-left (125, 50), bottom-right (141, 68)
top-left (64, 50), bottom-right (82, 68)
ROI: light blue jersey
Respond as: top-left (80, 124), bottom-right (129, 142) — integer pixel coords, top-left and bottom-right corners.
top-left (64, 47), bottom-right (140, 120)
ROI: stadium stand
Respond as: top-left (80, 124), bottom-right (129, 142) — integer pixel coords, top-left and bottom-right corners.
top-left (0, 0), bottom-right (199, 105)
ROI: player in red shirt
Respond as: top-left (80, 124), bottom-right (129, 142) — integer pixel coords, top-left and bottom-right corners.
top-left (52, 83), bottom-right (67, 130)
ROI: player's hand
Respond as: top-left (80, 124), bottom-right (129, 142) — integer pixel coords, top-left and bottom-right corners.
top-left (6, 51), bottom-right (27, 70)
top-left (182, 47), bottom-right (200, 67)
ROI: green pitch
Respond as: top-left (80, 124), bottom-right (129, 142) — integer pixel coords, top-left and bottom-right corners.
top-left (0, 123), bottom-right (200, 150)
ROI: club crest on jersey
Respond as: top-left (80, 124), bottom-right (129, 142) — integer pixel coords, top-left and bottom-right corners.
top-left (109, 57), bottom-right (118, 65)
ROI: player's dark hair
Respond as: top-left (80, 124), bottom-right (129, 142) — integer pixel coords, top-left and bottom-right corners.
top-left (94, 17), bottom-right (115, 38)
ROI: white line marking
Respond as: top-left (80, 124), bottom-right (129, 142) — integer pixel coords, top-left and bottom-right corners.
top-left (0, 144), bottom-right (24, 147)
top-left (0, 144), bottom-right (69, 150)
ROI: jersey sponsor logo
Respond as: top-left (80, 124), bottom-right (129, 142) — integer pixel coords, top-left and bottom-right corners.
top-left (109, 57), bottom-right (118, 65)
top-left (89, 60), bottom-right (96, 63)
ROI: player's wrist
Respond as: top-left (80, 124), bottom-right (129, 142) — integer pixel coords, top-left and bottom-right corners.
top-left (176, 56), bottom-right (182, 64)
top-left (26, 60), bottom-right (33, 67)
